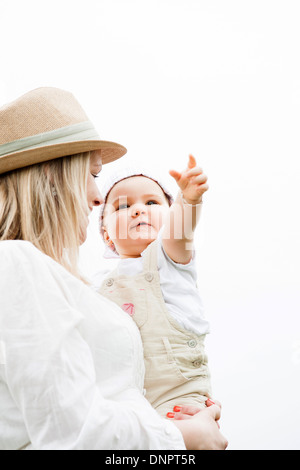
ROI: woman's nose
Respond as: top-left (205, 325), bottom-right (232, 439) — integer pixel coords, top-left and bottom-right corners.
top-left (94, 191), bottom-right (104, 206)
top-left (89, 188), bottom-right (104, 208)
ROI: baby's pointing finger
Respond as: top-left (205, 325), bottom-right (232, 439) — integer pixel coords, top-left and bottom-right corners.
top-left (188, 154), bottom-right (197, 169)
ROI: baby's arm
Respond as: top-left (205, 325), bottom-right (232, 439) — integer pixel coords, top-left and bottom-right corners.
top-left (162, 155), bottom-right (208, 264)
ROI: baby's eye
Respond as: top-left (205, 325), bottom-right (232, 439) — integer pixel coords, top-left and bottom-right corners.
top-left (146, 200), bottom-right (158, 206)
top-left (117, 203), bottom-right (129, 210)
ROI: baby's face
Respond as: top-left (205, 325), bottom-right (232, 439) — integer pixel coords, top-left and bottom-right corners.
top-left (102, 176), bottom-right (170, 258)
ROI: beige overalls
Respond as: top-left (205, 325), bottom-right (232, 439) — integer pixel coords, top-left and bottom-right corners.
top-left (98, 239), bottom-right (212, 417)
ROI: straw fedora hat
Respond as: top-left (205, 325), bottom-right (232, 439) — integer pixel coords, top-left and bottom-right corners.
top-left (0, 87), bottom-right (127, 175)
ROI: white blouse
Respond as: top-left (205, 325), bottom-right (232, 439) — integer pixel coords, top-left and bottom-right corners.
top-left (0, 240), bottom-right (185, 450)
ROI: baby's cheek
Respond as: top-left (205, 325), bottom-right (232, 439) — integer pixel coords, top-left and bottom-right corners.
top-left (105, 213), bottom-right (120, 240)
top-left (156, 207), bottom-right (169, 226)
top-left (115, 214), bottom-right (130, 240)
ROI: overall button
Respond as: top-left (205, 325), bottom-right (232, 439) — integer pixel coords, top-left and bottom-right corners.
top-left (106, 278), bottom-right (114, 287)
top-left (193, 360), bottom-right (202, 368)
top-left (188, 339), bottom-right (197, 348)
top-left (145, 272), bottom-right (154, 282)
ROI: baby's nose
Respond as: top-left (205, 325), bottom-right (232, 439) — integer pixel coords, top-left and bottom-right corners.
top-left (132, 205), bottom-right (146, 217)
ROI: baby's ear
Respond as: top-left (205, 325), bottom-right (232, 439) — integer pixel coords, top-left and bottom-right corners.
top-left (102, 229), bottom-right (115, 249)
top-left (102, 228), bottom-right (118, 256)
top-left (102, 228), bottom-right (110, 245)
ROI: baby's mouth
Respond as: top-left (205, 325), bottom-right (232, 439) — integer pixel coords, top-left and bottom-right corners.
top-left (131, 221), bottom-right (151, 230)
top-left (137, 222), bottom-right (149, 227)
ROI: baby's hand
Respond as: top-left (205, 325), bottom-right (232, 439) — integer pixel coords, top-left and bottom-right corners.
top-left (169, 155), bottom-right (208, 205)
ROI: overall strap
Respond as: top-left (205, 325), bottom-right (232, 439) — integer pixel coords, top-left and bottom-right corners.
top-left (142, 239), bottom-right (159, 273)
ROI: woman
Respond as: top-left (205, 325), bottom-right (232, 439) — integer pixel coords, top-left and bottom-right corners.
top-left (0, 87), bottom-right (228, 450)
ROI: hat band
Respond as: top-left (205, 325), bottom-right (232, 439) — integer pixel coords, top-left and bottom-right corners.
top-left (0, 121), bottom-right (100, 157)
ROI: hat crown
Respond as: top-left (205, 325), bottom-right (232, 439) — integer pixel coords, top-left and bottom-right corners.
top-left (0, 87), bottom-right (89, 145)
top-left (0, 87), bottom-right (126, 175)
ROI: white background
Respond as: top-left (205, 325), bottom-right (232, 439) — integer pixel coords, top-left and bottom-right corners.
top-left (1, 0), bottom-right (299, 450)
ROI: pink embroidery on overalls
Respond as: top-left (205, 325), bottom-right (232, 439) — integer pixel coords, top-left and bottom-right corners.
top-left (121, 303), bottom-right (135, 316)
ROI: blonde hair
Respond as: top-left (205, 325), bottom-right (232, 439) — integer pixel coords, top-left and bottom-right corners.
top-left (0, 152), bottom-right (90, 279)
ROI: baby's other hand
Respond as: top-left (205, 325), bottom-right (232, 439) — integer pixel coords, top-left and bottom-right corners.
top-left (169, 155), bottom-right (208, 205)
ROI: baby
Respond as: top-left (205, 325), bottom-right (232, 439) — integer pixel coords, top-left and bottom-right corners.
top-left (97, 155), bottom-right (212, 417)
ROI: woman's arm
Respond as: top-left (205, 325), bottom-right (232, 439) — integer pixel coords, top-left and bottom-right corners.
top-left (0, 241), bottom-right (184, 450)
top-left (162, 155), bottom-right (208, 264)
top-left (0, 241), bottom-right (226, 450)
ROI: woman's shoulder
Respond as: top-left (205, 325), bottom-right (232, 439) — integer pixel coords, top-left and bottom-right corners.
top-left (0, 240), bottom-right (58, 278)
top-left (0, 239), bottom-right (40, 257)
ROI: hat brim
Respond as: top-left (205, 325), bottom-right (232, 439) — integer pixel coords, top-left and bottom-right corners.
top-left (0, 139), bottom-right (127, 175)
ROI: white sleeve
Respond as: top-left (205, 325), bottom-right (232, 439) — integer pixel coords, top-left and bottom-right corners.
top-left (0, 241), bottom-right (185, 450)
top-left (153, 229), bottom-right (210, 335)
top-left (157, 227), bottom-right (197, 269)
